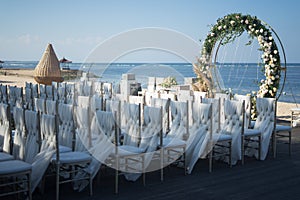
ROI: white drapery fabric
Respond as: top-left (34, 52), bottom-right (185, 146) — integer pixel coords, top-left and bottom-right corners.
top-left (24, 110), bottom-right (40, 164)
top-left (202, 98), bottom-right (221, 133)
top-left (73, 109), bottom-right (115, 192)
top-left (75, 106), bottom-right (91, 152)
top-left (0, 85), bottom-right (8, 103)
top-left (151, 98), bottom-right (170, 136)
top-left (167, 101), bottom-right (188, 139)
top-left (8, 86), bottom-right (23, 109)
top-left (45, 85), bottom-right (53, 100)
top-left (185, 102), bottom-right (212, 174)
top-left (246, 98), bottom-right (275, 160)
top-left (57, 83), bottom-right (66, 104)
top-left (216, 99), bottom-right (244, 165)
top-left (45, 100), bottom-right (57, 115)
top-left (123, 106), bottom-right (162, 181)
top-left (0, 103), bottom-right (11, 153)
top-left (31, 114), bottom-right (56, 192)
top-left (234, 94), bottom-right (251, 128)
top-left (122, 103), bottom-right (140, 147)
top-left (58, 103), bottom-right (74, 149)
top-left (12, 107), bottom-right (26, 160)
top-left (34, 98), bottom-right (46, 114)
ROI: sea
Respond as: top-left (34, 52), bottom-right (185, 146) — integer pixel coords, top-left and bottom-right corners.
top-left (1, 61), bottom-right (300, 104)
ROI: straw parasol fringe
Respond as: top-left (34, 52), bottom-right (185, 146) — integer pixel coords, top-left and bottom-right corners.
top-left (34, 43), bottom-right (63, 85)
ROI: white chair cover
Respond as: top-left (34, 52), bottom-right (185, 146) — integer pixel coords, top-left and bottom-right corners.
top-left (13, 107), bottom-right (26, 160)
top-left (73, 109), bottom-right (115, 192)
top-left (65, 83), bottom-right (75, 105)
top-left (39, 84), bottom-right (46, 99)
top-left (45, 85), bottom-right (53, 100)
top-left (219, 99), bottom-right (244, 164)
top-left (124, 106), bottom-right (162, 181)
top-left (168, 101), bottom-right (188, 139)
top-left (185, 102), bottom-right (212, 174)
top-left (0, 103), bottom-right (11, 153)
top-left (31, 114), bottom-right (56, 192)
top-left (77, 96), bottom-right (90, 108)
top-left (234, 94), bottom-right (251, 128)
top-left (202, 98), bottom-right (220, 133)
top-left (58, 103), bottom-right (74, 149)
top-left (151, 98), bottom-right (170, 136)
top-left (246, 98), bottom-right (275, 160)
top-left (34, 97), bottom-right (46, 114)
top-left (122, 103), bottom-right (140, 147)
top-left (31, 83), bottom-right (39, 99)
top-left (24, 110), bottom-right (40, 163)
top-left (75, 106), bottom-right (91, 152)
top-left (46, 100), bottom-right (57, 115)
top-left (8, 86), bottom-right (23, 108)
top-left (103, 83), bottom-right (112, 100)
top-left (57, 82), bottom-right (66, 103)
top-left (0, 85), bottom-right (8, 103)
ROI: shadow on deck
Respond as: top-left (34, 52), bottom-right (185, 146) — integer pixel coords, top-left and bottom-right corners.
top-left (30, 123), bottom-right (300, 200)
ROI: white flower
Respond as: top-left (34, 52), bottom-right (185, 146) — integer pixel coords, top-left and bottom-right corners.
top-left (273, 87), bottom-right (277, 92)
top-left (236, 15), bottom-right (240, 19)
top-left (211, 32), bottom-right (215, 37)
top-left (269, 90), bottom-right (273, 95)
top-left (245, 19), bottom-right (249, 24)
top-left (273, 58), bottom-right (277, 62)
top-left (274, 50), bottom-right (278, 54)
top-left (218, 26), bottom-right (222, 30)
top-left (269, 36), bottom-right (273, 41)
top-left (248, 25), bottom-right (252, 29)
top-left (260, 28), bottom-right (264, 33)
top-left (275, 75), bottom-right (279, 79)
top-left (255, 30), bottom-right (259, 34)
top-left (240, 20), bottom-right (244, 23)
top-left (230, 20), bottom-right (235, 25)
top-left (223, 25), bottom-right (227, 29)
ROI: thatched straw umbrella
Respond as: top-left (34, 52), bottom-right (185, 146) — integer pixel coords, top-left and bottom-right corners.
top-left (34, 43), bottom-right (64, 85)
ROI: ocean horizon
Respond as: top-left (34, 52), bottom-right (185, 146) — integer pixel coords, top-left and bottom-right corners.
top-left (1, 61), bottom-right (300, 104)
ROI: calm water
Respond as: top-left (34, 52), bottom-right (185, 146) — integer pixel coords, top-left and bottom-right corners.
top-left (2, 61), bottom-right (300, 104)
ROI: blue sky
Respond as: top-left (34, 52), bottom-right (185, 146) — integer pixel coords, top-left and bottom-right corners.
top-left (0, 0), bottom-right (299, 63)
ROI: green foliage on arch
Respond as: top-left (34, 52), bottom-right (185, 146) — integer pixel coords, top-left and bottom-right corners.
top-left (194, 13), bottom-right (281, 98)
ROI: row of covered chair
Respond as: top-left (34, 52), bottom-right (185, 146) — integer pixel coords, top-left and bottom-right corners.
top-left (0, 79), bottom-right (292, 199)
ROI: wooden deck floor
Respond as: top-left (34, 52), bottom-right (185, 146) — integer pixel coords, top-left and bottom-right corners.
top-left (30, 122), bottom-right (300, 200)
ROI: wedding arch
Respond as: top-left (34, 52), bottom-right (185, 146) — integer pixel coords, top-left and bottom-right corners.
top-left (193, 13), bottom-right (286, 99)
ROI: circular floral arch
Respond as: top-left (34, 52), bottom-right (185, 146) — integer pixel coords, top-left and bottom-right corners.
top-left (193, 13), bottom-right (282, 98)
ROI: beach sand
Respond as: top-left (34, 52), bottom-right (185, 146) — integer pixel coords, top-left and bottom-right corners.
top-left (0, 68), bottom-right (298, 119)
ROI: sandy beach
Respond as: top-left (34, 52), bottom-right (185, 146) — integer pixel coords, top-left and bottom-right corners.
top-left (0, 68), bottom-right (298, 119)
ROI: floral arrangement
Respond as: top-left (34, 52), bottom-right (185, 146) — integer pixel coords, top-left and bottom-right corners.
top-left (160, 76), bottom-right (178, 88)
top-left (194, 13), bottom-right (281, 98)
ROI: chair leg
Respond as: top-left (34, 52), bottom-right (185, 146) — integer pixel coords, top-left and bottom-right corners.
top-left (241, 137), bottom-right (245, 165)
top-left (89, 175), bottom-right (93, 196)
top-left (289, 131), bottom-right (292, 156)
top-left (56, 163), bottom-right (60, 200)
top-left (209, 149), bottom-right (213, 173)
top-left (273, 132), bottom-right (277, 158)
top-left (229, 141), bottom-right (232, 168)
top-left (258, 135), bottom-right (262, 160)
top-left (115, 158), bottom-right (119, 194)
top-left (160, 148), bottom-right (164, 182)
top-left (142, 155), bottom-right (145, 186)
top-left (183, 147), bottom-right (187, 175)
top-left (28, 172), bottom-right (32, 200)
